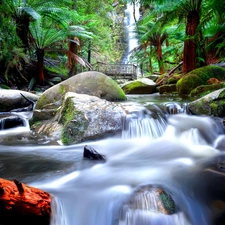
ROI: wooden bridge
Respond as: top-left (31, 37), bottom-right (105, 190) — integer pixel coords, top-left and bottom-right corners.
top-left (95, 62), bottom-right (137, 80)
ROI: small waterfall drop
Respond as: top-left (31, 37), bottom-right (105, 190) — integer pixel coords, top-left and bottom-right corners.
top-left (119, 186), bottom-right (191, 225)
top-left (121, 103), bottom-right (167, 139)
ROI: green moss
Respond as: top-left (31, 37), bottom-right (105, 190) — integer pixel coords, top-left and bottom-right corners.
top-left (159, 190), bottom-right (176, 214)
top-left (177, 74), bottom-right (203, 96)
top-left (123, 81), bottom-right (147, 93)
top-left (115, 88), bottom-right (126, 101)
top-left (189, 99), bottom-right (211, 115)
top-left (58, 84), bottom-right (66, 95)
top-left (190, 83), bottom-right (223, 97)
top-left (35, 94), bottom-right (49, 109)
top-left (104, 77), bottom-right (126, 101)
top-left (218, 89), bottom-right (225, 98)
top-left (59, 97), bottom-right (89, 145)
top-left (165, 77), bottom-right (177, 84)
top-left (176, 66), bottom-right (225, 97)
top-left (209, 99), bottom-right (225, 117)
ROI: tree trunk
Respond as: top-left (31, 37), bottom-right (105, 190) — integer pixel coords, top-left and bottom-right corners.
top-left (148, 46), bottom-right (153, 73)
top-left (15, 17), bottom-right (30, 52)
top-left (182, 10), bottom-right (200, 73)
top-left (72, 0), bottom-right (77, 9)
top-left (68, 41), bottom-right (78, 77)
top-left (156, 36), bottom-right (164, 74)
top-left (88, 41), bottom-right (91, 70)
top-left (0, 178), bottom-right (51, 225)
top-left (36, 48), bottom-right (45, 84)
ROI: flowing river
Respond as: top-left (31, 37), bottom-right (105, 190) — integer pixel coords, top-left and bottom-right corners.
top-left (0, 94), bottom-right (225, 225)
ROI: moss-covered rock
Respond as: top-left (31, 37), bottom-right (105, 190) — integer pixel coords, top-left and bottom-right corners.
top-left (32, 92), bottom-right (126, 145)
top-left (190, 83), bottom-right (224, 98)
top-left (59, 95), bottom-right (89, 144)
top-left (164, 74), bottom-right (182, 85)
top-left (158, 84), bottom-right (177, 94)
top-left (176, 66), bottom-right (225, 97)
top-left (119, 185), bottom-right (177, 221)
top-left (121, 78), bottom-right (156, 94)
top-left (188, 88), bottom-right (225, 117)
top-left (35, 71), bottom-right (126, 110)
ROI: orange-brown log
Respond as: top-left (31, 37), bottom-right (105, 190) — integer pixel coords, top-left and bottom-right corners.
top-left (0, 178), bottom-right (51, 225)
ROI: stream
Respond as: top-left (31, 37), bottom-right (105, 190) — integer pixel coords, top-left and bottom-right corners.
top-left (0, 94), bottom-right (225, 225)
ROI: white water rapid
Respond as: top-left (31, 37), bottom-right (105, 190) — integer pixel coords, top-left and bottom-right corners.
top-left (0, 101), bottom-right (225, 225)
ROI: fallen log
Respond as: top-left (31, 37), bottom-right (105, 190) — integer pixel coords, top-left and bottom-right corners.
top-left (0, 178), bottom-right (51, 225)
top-left (156, 61), bottom-right (183, 86)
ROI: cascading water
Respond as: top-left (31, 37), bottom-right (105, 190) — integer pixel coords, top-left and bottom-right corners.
top-left (0, 99), bottom-right (225, 225)
top-left (122, 2), bottom-right (140, 63)
top-left (121, 102), bottom-right (167, 139)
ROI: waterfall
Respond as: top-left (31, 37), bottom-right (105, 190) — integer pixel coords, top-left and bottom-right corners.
top-left (0, 112), bottom-right (31, 136)
top-left (122, 2), bottom-right (140, 63)
top-left (121, 104), bottom-right (167, 139)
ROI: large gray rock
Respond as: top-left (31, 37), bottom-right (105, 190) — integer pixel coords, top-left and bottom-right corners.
top-left (188, 88), bottom-right (225, 117)
top-left (31, 92), bottom-right (126, 144)
top-left (0, 89), bottom-right (38, 112)
top-left (35, 71), bottom-right (126, 110)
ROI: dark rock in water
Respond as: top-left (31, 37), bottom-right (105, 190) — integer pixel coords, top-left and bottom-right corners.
top-left (0, 114), bottom-right (25, 130)
top-left (83, 145), bottom-right (106, 160)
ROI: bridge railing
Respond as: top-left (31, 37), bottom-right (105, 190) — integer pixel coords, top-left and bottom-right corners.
top-left (95, 62), bottom-right (137, 80)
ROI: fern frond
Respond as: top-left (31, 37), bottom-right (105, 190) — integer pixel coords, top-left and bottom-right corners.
top-left (22, 7), bottom-right (41, 20)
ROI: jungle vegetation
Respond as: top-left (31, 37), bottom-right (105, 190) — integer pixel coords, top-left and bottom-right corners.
top-left (0, 0), bottom-right (224, 90)
top-left (131, 0), bottom-right (225, 74)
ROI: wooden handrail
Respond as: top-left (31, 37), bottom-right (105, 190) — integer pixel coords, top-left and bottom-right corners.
top-left (95, 62), bottom-right (137, 80)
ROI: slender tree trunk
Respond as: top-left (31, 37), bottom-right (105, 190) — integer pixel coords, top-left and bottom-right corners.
top-left (68, 41), bottom-right (78, 77)
top-left (36, 48), bottom-right (45, 84)
top-left (182, 10), bottom-right (200, 73)
top-left (72, 0), bottom-right (76, 9)
top-left (15, 17), bottom-right (30, 52)
top-left (198, 30), bottom-right (207, 67)
top-left (148, 46), bottom-right (153, 73)
top-left (156, 36), bottom-right (164, 74)
top-left (88, 41), bottom-right (91, 70)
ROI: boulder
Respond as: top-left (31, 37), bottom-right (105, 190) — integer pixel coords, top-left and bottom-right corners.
top-left (176, 66), bottom-right (225, 96)
top-left (188, 88), bottom-right (225, 117)
top-left (119, 185), bottom-right (180, 225)
top-left (146, 74), bottom-right (160, 82)
top-left (157, 84), bottom-right (177, 94)
top-left (121, 185), bottom-right (176, 214)
top-left (121, 78), bottom-right (156, 94)
top-left (189, 83), bottom-right (224, 98)
top-left (35, 71), bottom-right (126, 110)
top-left (0, 90), bottom-right (38, 112)
top-left (31, 92), bottom-right (126, 145)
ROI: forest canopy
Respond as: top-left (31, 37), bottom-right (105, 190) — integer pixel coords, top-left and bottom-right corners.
top-left (0, 0), bottom-right (224, 90)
